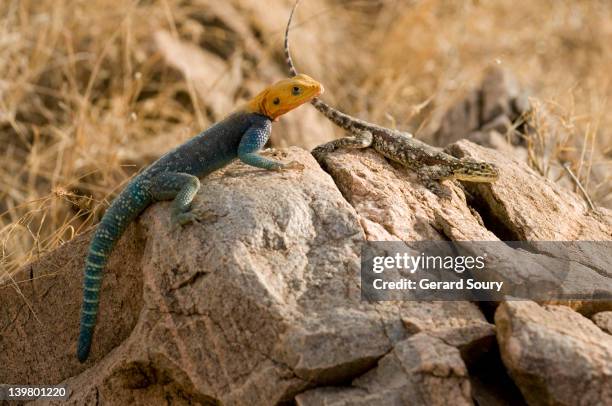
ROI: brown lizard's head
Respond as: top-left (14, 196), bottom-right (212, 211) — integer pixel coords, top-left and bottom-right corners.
top-left (246, 74), bottom-right (323, 121)
top-left (450, 159), bottom-right (500, 182)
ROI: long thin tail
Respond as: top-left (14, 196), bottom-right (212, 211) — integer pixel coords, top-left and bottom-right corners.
top-left (77, 184), bottom-right (150, 362)
top-left (284, 0), bottom-right (368, 132)
top-left (284, 0), bottom-right (301, 77)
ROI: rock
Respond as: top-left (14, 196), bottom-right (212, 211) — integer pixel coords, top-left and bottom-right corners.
top-left (432, 90), bottom-right (481, 144)
top-left (2, 148), bottom-right (493, 405)
top-left (466, 131), bottom-right (527, 161)
top-left (316, 140), bottom-right (612, 309)
top-left (444, 141), bottom-right (612, 311)
top-left (152, 0), bottom-right (340, 151)
top-left (399, 302), bottom-right (495, 362)
top-left (495, 301), bottom-right (612, 406)
top-left (315, 146), bottom-right (495, 242)
top-left (278, 310), bottom-right (393, 383)
top-left (479, 66), bottom-right (524, 125)
top-left (432, 66), bottom-right (528, 147)
top-left (184, 0), bottom-right (265, 60)
top-left (0, 227), bottom-right (145, 385)
top-left (2, 110), bottom-right (609, 405)
top-left (322, 112), bottom-right (601, 246)
top-left (592, 311), bottom-right (612, 335)
top-left (431, 66), bottom-right (609, 212)
top-left (296, 333), bottom-right (473, 406)
top-left (154, 30), bottom-right (242, 120)
top-left (445, 140), bottom-right (612, 241)
top-left (480, 114), bottom-right (512, 135)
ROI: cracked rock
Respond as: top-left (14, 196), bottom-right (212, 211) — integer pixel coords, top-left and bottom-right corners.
top-left (295, 333), bottom-right (473, 406)
top-left (495, 301), bottom-right (612, 406)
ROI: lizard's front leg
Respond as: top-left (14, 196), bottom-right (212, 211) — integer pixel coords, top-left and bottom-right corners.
top-left (150, 172), bottom-right (201, 227)
top-left (311, 130), bottom-right (373, 161)
top-left (417, 165), bottom-right (454, 199)
top-left (238, 122), bottom-right (304, 171)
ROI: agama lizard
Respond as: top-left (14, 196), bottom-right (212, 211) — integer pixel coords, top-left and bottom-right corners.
top-left (284, 0), bottom-right (499, 197)
top-left (76, 74), bottom-right (323, 362)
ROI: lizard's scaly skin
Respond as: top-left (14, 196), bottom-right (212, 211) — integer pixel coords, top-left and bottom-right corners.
top-left (77, 75), bottom-right (323, 362)
top-left (284, 0), bottom-right (498, 197)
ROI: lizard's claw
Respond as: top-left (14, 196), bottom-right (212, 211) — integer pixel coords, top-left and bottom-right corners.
top-left (431, 185), bottom-right (453, 200)
top-left (172, 211), bottom-right (199, 230)
top-left (268, 148), bottom-right (282, 157)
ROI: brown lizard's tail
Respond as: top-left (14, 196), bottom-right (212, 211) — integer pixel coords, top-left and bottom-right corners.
top-left (284, 0), bottom-right (366, 132)
top-left (284, 0), bottom-right (301, 77)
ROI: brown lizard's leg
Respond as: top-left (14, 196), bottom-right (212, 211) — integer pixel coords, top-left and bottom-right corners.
top-left (311, 130), bottom-right (373, 161)
top-left (417, 166), bottom-right (454, 199)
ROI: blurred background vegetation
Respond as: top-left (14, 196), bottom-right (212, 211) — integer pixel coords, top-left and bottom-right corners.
top-left (1, 0), bottom-right (610, 277)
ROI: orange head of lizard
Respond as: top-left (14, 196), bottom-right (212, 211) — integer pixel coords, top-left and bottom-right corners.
top-left (246, 74), bottom-right (323, 121)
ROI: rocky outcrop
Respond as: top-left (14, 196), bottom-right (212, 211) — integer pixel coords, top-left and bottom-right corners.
top-left (2, 69), bottom-right (611, 405)
top-left (1, 148), bottom-right (495, 405)
top-left (315, 131), bottom-right (612, 309)
top-left (496, 301), bottom-right (612, 406)
top-left (151, 0), bottom-right (339, 152)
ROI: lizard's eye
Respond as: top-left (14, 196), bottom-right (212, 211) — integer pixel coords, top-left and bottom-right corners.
top-left (480, 164), bottom-right (486, 170)
top-left (292, 86), bottom-right (301, 95)
top-left (273, 97), bottom-right (280, 105)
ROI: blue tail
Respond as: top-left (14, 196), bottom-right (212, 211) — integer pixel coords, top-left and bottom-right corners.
top-left (77, 183), bottom-right (150, 362)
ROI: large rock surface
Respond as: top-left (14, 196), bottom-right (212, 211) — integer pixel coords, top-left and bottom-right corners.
top-left (1, 148), bottom-right (493, 405)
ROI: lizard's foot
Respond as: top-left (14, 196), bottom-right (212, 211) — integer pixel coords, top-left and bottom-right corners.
top-left (426, 182), bottom-right (453, 200)
top-left (172, 211), bottom-right (199, 229)
top-left (280, 160), bottom-right (305, 171)
top-left (311, 143), bottom-right (337, 161)
top-left (268, 148), bottom-right (283, 157)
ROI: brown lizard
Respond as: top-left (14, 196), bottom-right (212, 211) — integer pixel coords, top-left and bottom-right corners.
top-left (284, 0), bottom-right (499, 198)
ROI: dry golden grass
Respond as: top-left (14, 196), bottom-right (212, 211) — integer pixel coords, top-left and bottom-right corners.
top-left (1, 0), bottom-right (610, 278)
top-left (0, 0), bottom-right (194, 277)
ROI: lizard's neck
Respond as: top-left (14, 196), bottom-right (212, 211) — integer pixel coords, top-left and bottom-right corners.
top-left (244, 91), bottom-right (273, 120)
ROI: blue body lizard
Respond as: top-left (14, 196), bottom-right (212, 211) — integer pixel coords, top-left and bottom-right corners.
top-left (77, 74), bottom-right (323, 362)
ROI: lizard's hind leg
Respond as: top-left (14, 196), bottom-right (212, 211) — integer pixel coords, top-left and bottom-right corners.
top-left (312, 130), bottom-right (373, 161)
top-left (150, 172), bottom-right (201, 227)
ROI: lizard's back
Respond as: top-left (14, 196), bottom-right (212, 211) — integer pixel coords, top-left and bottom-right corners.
top-left (140, 111), bottom-right (262, 180)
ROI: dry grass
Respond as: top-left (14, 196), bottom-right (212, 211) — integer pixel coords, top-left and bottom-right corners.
top-left (0, 0), bottom-right (194, 277)
top-left (1, 0), bottom-right (610, 278)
